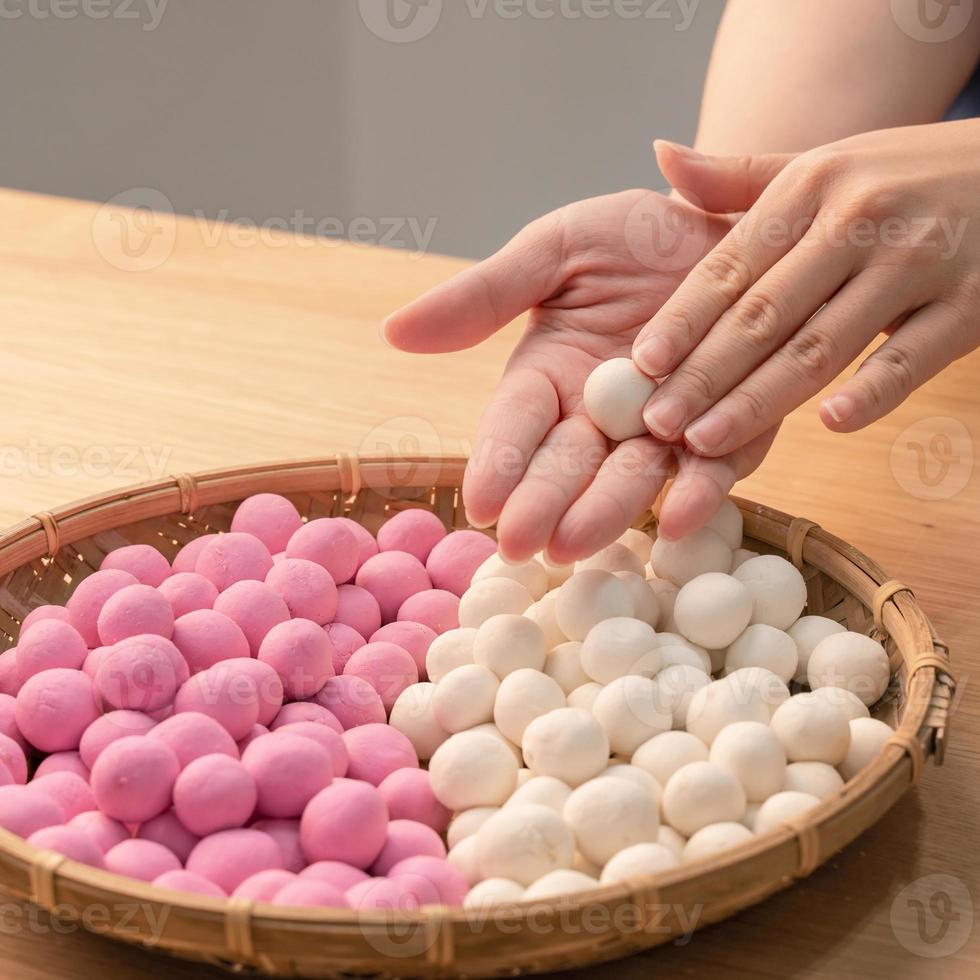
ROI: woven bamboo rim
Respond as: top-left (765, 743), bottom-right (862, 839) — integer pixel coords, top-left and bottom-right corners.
top-left (0, 454), bottom-right (955, 979)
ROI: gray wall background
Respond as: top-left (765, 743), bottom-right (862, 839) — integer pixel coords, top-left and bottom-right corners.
top-left (0, 0), bottom-right (722, 259)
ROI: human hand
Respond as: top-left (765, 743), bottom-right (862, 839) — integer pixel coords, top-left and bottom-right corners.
top-left (384, 190), bottom-right (779, 562)
top-left (633, 120), bottom-right (980, 457)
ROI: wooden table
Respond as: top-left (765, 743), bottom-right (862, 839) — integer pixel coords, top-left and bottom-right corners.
top-left (0, 188), bottom-right (976, 979)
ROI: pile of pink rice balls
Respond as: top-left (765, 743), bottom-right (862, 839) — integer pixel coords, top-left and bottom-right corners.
top-left (0, 494), bottom-right (894, 911)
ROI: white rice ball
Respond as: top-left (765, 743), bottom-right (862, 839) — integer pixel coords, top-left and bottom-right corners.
top-left (522, 707), bottom-right (610, 786)
top-left (807, 631), bottom-right (890, 707)
top-left (654, 664), bottom-right (711, 729)
top-left (724, 623), bottom-right (798, 683)
top-left (576, 542), bottom-right (645, 578)
top-left (555, 570), bottom-right (634, 641)
top-left (566, 682), bottom-right (603, 712)
top-left (731, 548), bottom-right (758, 570)
top-left (646, 578), bottom-right (678, 623)
top-left (473, 613), bottom-right (546, 678)
top-left (740, 802), bottom-right (761, 830)
top-left (649, 633), bottom-right (711, 673)
top-left (472, 553), bottom-right (548, 600)
top-left (600, 842), bottom-right (679, 884)
top-left (591, 674), bottom-right (673, 755)
top-left (523, 590), bottom-right (566, 649)
top-left (468, 723), bottom-right (523, 765)
top-left (618, 527), bottom-right (654, 565)
top-left (537, 551), bottom-right (573, 589)
top-left (388, 681), bottom-right (449, 760)
top-left (673, 572), bottom-right (754, 649)
top-left (685, 677), bottom-right (770, 746)
top-left (614, 571), bottom-right (661, 627)
top-left (432, 664), bottom-right (499, 733)
top-left (706, 498), bottom-right (743, 550)
top-left (595, 764), bottom-right (661, 803)
top-left (504, 775), bottom-right (572, 813)
top-left (463, 878), bottom-right (525, 909)
top-left (839, 717), bottom-right (894, 780)
top-left (770, 693), bottom-right (851, 765)
top-left (429, 730), bottom-right (519, 810)
top-left (523, 869), bottom-right (598, 901)
top-left (657, 825), bottom-right (687, 856)
top-left (650, 528), bottom-right (733, 587)
top-left (447, 836), bottom-right (482, 885)
top-left (732, 555), bottom-right (807, 630)
top-left (581, 617), bottom-right (658, 685)
top-left (543, 641), bottom-right (590, 695)
top-left (662, 761), bottom-right (746, 836)
top-left (725, 666), bottom-right (791, 718)
top-left (807, 685), bottom-right (871, 721)
top-left (632, 730), bottom-right (709, 787)
top-left (583, 356), bottom-right (658, 442)
top-left (447, 806), bottom-right (499, 848)
top-left (784, 761), bottom-right (845, 800)
top-left (564, 776), bottom-right (660, 865)
top-left (754, 790), bottom-right (820, 835)
top-left (682, 821), bottom-right (754, 863)
top-left (493, 668), bottom-right (566, 744)
top-left (475, 804), bottom-right (575, 886)
top-left (425, 627), bottom-right (477, 683)
top-left (459, 577), bottom-right (534, 628)
top-left (708, 720), bottom-right (786, 801)
top-left (787, 615), bottom-right (846, 683)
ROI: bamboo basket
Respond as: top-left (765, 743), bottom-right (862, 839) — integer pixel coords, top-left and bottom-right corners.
top-left (0, 453), bottom-right (956, 979)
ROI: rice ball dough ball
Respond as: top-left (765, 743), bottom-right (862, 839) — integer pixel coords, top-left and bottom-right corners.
top-left (672, 573), bottom-right (753, 650)
top-left (708, 721), bottom-right (786, 802)
top-left (770, 693), bottom-right (851, 765)
top-left (684, 677), bottom-right (770, 746)
top-left (472, 554), bottom-right (548, 601)
top-left (724, 623), bottom-right (799, 684)
top-left (432, 665), bottom-right (499, 733)
top-left (600, 842), bottom-right (679, 884)
top-left (428, 731), bottom-right (519, 810)
top-left (682, 821), bottom-right (754, 864)
top-left (473, 614), bottom-right (546, 678)
top-left (591, 675), bottom-right (672, 756)
top-left (839, 717), bottom-right (894, 780)
top-left (554, 570), bottom-right (633, 642)
top-left (580, 617), bottom-right (658, 685)
top-left (754, 790), bottom-right (820, 835)
top-left (474, 804), bottom-right (575, 887)
top-left (563, 776), bottom-right (659, 866)
top-left (492, 668), bottom-right (565, 745)
top-left (732, 555), bottom-right (807, 630)
top-left (650, 529), bottom-right (732, 587)
top-left (807, 631), bottom-right (891, 707)
top-left (522, 708), bottom-right (610, 787)
top-left (787, 615), bottom-right (846, 684)
top-left (583, 357), bottom-right (658, 442)
top-left (661, 761), bottom-right (746, 837)
top-left (458, 579), bottom-right (534, 629)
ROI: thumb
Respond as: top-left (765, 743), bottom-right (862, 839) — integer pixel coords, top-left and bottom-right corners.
top-left (654, 139), bottom-right (797, 214)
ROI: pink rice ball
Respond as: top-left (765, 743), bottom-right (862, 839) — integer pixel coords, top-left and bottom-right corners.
top-left (213, 580), bottom-right (290, 656)
top-left (286, 519), bottom-right (358, 585)
top-left (232, 868), bottom-right (298, 901)
top-left (153, 869), bottom-right (226, 897)
top-left (332, 585), bottom-right (382, 640)
top-left (324, 623), bottom-right (366, 674)
top-left (390, 855), bottom-right (469, 906)
top-left (220, 658), bottom-right (284, 727)
top-left (238, 724), bottom-right (268, 753)
top-left (34, 751), bottom-right (90, 781)
top-left (265, 558), bottom-right (338, 625)
top-left (90, 735), bottom-right (180, 823)
top-left (300, 780), bottom-right (388, 869)
top-left (377, 510), bottom-right (447, 564)
top-left (251, 818), bottom-right (305, 873)
top-left (0, 693), bottom-right (27, 753)
top-left (231, 494), bottom-right (303, 554)
top-left (95, 639), bottom-right (180, 713)
top-left (171, 609), bottom-right (250, 676)
top-left (196, 532), bottom-right (274, 591)
top-left (242, 732), bottom-right (333, 818)
top-left (65, 569), bottom-right (139, 647)
top-left (257, 619), bottom-right (334, 700)
top-left (332, 518), bottom-right (379, 569)
top-left (355, 552), bottom-right (431, 624)
top-left (0, 785), bottom-right (65, 837)
top-left (102, 545), bottom-right (172, 588)
top-left (32, 771), bottom-right (96, 820)
top-left (299, 861), bottom-right (368, 892)
top-left (28, 825), bottom-right (105, 867)
top-left (346, 876), bottom-right (420, 912)
top-left (80, 710), bottom-right (156, 769)
top-left (105, 838), bottom-right (181, 881)
top-left (371, 820), bottom-right (446, 876)
top-left (172, 534), bottom-right (217, 575)
top-left (378, 769), bottom-right (451, 833)
top-left (16, 619), bottom-right (87, 682)
top-left (397, 590), bottom-right (459, 635)
top-left (342, 724), bottom-right (418, 786)
top-left (275, 722), bottom-right (349, 778)
top-left (0, 762), bottom-right (13, 787)
top-left (82, 646), bottom-right (109, 679)
top-left (147, 712), bottom-right (238, 768)
top-left (158, 572), bottom-right (219, 619)
top-left (174, 753), bottom-right (257, 835)
top-left (68, 810), bottom-right (129, 853)
top-left (313, 675), bottom-right (386, 730)
top-left (0, 733), bottom-right (27, 783)
top-left (370, 622), bottom-right (435, 680)
top-left (15, 669), bottom-right (101, 752)
top-left (97, 584), bottom-right (174, 646)
top-left (186, 828), bottom-right (285, 894)
top-left (0, 649), bottom-right (19, 696)
top-left (343, 642), bottom-right (418, 711)
top-left (20, 604), bottom-right (72, 637)
top-left (137, 808), bottom-right (199, 863)
top-left (425, 530), bottom-right (496, 597)
top-left (173, 664), bottom-right (260, 741)
top-left (273, 880), bottom-right (348, 908)
top-left (270, 702), bottom-right (342, 733)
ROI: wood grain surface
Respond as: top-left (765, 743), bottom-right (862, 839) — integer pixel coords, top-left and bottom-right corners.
top-left (0, 189), bottom-right (976, 979)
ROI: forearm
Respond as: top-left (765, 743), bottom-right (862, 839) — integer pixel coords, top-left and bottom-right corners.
top-left (696, 0), bottom-right (980, 155)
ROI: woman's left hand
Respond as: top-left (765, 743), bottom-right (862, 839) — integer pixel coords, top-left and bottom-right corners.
top-left (633, 120), bottom-right (980, 457)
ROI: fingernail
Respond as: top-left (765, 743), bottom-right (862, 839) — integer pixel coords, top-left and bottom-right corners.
top-left (634, 335), bottom-right (674, 377)
top-left (654, 139), bottom-right (704, 161)
top-left (821, 394), bottom-right (855, 424)
top-left (643, 395), bottom-right (687, 440)
top-left (464, 509), bottom-right (496, 530)
top-left (378, 317), bottom-right (394, 348)
top-left (685, 413), bottom-right (733, 454)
